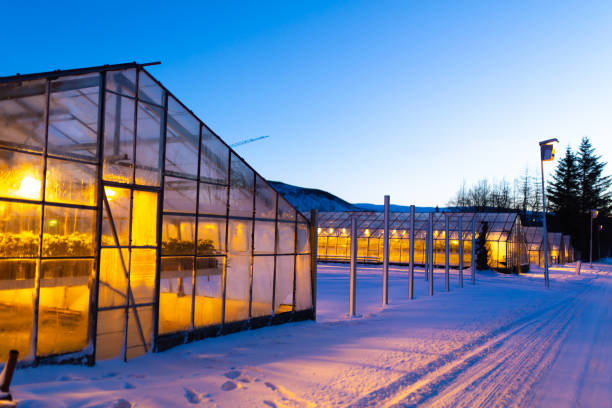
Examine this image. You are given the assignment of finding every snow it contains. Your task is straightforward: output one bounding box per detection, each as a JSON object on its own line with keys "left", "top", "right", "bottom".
{"left": 8, "top": 262, "right": 612, "bottom": 407}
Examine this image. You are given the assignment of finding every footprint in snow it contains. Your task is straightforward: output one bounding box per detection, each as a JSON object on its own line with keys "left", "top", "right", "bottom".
{"left": 184, "top": 387, "right": 201, "bottom": 404}
{"left": 221, "top": 381, "right": 237, "bottom": 391}
{"left": 263, "top": 401, "right": 277, "bottom": 408}
{"left": 224, "top": 370, "right": 241, "bottom": 379}
{"left": 264, "top": 382, "right": 277, "bottom": 391}
{"left": 122, "top": 382, "right": 135, "bottom": 389}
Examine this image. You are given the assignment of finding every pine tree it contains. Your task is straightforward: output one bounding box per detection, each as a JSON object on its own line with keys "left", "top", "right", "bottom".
{"left": 475, "top": 221, "right": 490, "bottom": 270}
{"left": 576, "top": 137, "right": 612, "bottom": 215}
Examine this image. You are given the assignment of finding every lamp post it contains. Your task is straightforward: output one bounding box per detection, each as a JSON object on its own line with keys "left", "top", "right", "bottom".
{"left": 590, "top": 209, "right": 598, "bottom": 267}
{"left": 539, "top": 138, "right": 559, "bottom": 288}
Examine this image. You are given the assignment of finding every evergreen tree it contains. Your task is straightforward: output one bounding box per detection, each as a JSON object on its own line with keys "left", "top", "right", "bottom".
{"left": 576, "top": 137, "right": 612, "bottom": 215}
{"left": 475, "top": 221, "right": 490, "bottom": 270}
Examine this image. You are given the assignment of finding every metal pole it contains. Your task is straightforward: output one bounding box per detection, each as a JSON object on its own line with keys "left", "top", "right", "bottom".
{"left": 458, "top": 215, "right": 463, "bottom": 288}
{"left": 445, "top": 214, "right": 449, "bottom": 292}
{"left": 428, "top": 213, "right": 434, "bottom": 296}
{"left": 541, "top": 159, "right": 549, "bottom": 288}
{"left": 408, "top": 205, "right": 415, "bottom": 299}
{"left": 382, "top": 195, "right": 390, "bottom": 305}
{"left": 310, "top": 210, "right": 318, "bottom": 320}
{"left": 349, "top": 216, "right": 357, "bottom": 317}
{"left": 425, "top": 215, "right": 429, "bottom": 283}
{"left": 471, "top": 216, "right": 476, "bottom": 284}
{"left": 590, "top": 215, "right": 593, "bottom": 267}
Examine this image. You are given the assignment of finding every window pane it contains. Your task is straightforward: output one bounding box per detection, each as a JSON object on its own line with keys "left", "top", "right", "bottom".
{"left": 166, "top": 97, "right": 199, "bottom": 178}
{"left": 48, "top": 74, "right": 99, "bottom": 160}
{"left": 275, "top": 255, "right": 294, "bottom": 314}
{"left": 277, "top": 222, "right": 295, "bottom": 254}
{"left": 42, "top": 206, "right": 96, "bottom": 257}
{"left": 229, "top": 154, "right": 254, "bottom": 217}
{"left": 198, "top": 182, "right": 227, "bottom": 216}
{"left": 98, "top": 248, "right": 129, "bottom": 308}
{"left": 251, "top": 256, "right": 273, "bottom": 318}
{"left": 130, "top": 249, "right": 156, "bottom": 304}
{"left": 101, "top": 187, "right": 130, "bottom": 247}
{"left": 0, "top": 79, "right": 46, "bottom": 152}
{"left": 131, "top": 190, "right": 158, "bottom": 246}
{"left": 278, "top": 196, "right": 295, "bottom": 221}
{"left": 295, "top": 255, "right": 312, "bottom": 310}
{"left": 225, "top": 253, "right": 250, "bottom": 323}
{"left": 135, "top": 102, "right": 162, "bottom": 186}
{"left": 200, "top": 128, "right": 228, "bottom": 184}
{"left": 37, "top": 259, "right": 92, "bottom": 356}
{"left": 103, "top": 93, "right": 134, "bottom": 184}
{"left": 0, "top": 201, "right": 41, "bottom": 257}
{"left": 106, "top": 69, "right": 136, "bottom": 98}
{"left": 228, "top": 219, "right": 252, "bottom": 254}
{"left": 296, "top": 223, "right": 310, "bottom": 253}
{"left": 254, "top": 220, "right": 275, "bottom": 254}
{"left": 197, "top": 217, "right": 226, "bottom": 255}
{"left": 255, "top": 176, "right": 276, "bottom": 219}
{"left": 162, "top": 215, "right": 196, "bottom": 255}
{"left": 0, "top": 149, "right": 43, "bottom": 200}
{"left": 163, "top": 176, "right": 197, "bottom": 213}
{"left": 45, "top": 158, "right": 97, "bottom": 206}
{"left": 126, "top": 305, "right": 153, "bottom": 360}
{"left": 0, "top": 259, "right": 36, "bottom": 362}
{"left": 194, "top": 256, "right": 224, "bottom": 327}
{"left": 95, "top": 308, "right": 124, "bottom": 361}
{"left": 159, "top": 256, "right": 193, "bottom": 334}
{"left": 138, "top": 71, "right": 163, "bottom": 106}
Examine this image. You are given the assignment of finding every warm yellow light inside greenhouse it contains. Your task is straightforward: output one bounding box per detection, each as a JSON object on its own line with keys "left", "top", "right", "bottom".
{"left": 18, "top": 176, "right": 42, "bottom": 199}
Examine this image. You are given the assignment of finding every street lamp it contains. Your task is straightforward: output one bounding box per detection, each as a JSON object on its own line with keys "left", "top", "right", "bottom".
{"left": 590, "top": 209, "right": 598, "bottom": 267}
{"left": 539, "top": 138, "right": 559, "bottom": 288}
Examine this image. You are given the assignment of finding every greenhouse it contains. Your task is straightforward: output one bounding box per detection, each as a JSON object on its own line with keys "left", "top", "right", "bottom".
{"left": 523, "top": 227, "right": 573, "bottom": 266}
{"left": 317, "top": 211, "right": 529, "bottom": 272}
{"left": 0, "top": 62, "right": 315, "bottom": 365}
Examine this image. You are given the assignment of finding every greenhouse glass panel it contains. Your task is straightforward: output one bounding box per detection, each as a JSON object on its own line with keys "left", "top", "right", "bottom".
{"left": 42, "top": 206, "right": 96, "bottom": 257}
{"left": 106, "top": 69, "right": 137, "bottom": 98}
{"left": 101, "top": 187, "right": 131, "bottom": 246}
{"left": 162, "top": 215, "right": 196, "bottom": 255}
{"left": 200, "top": 128, "right": 228, "bottom": 185}
{"left": 48, "top": 74, "right": 99, "bottom": 160}
{"left": 295, "top": 254, "right": 312, "bottom": 311}
{"left": 165, "top": 97, "right": 199, "bottom": 178}
{"left": 164, "top": 176, "right": 197, "bottom": 213}
{"left": 37, "top": 259, "right": 93, "bottom": 356}
{"left": 254, "top": 220, "right": 276, "bottom": 254}
{"left": 103, "top": 92, "right": 135, "bottom": 184}
{"left": 138, "top": 71, "right": 163, "bottom": 106}
{"left": 131, "top": 190, "right": 158, "bottom": 246}
{"left": 255, "top": 176, "right": 276, "bottom": 219}
{"left": 296, "top": 223, "right": 310, "bottom": 254}
{"left": 0, "top": 150, "right": 43, "bottom": 200}
{"left": 135, "top": 102, "right": 163, "bottom": 186}
{"left": 229, "top": 154, "right": 254, "bottom": 217}
{"left": 197, "top": 217, "right": 226, "bottom": 255}
{"left": 198, "top": 182, "right": 227, "bottom": 216}
{"left": 98, "top": 248, "right": 129, "bottom": 308}
{"left": 95, "top": 308, "right": 125, "bottom": 361}
{"left": 194, "top": 256, "right": 224, "bottom": 327}
{"left": 129, "top": 249, "right": 156, "bottom": 304}
{"left": 45, "top": 158, "right": 97, "bottom": 206}
{"left": 126, "top": 305, "right": 153, "bottom": 360}
{"left": 225, "top": 219, "right": 252, "bottom": 322}
{"left": 159, "top": 256, "right": 193, "bottom": 334}
{"left": 275, "top": 255, "right": 294, "bottom": 313}
{"left": 0, "top": 79, "right": 46, "bottom": 152}
{"left": 251, "top": 255, "right": 274, "bottom": 318}
{"left": 0, "top": 201, "right": 41, "bottom": 257}
{"left": 277, "top": 222, "right": 295, "bottom": 253}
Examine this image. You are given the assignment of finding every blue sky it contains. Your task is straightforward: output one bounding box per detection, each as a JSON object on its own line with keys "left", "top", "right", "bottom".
{"left": 2, "top": 1, "right": 611, "bottom": 206}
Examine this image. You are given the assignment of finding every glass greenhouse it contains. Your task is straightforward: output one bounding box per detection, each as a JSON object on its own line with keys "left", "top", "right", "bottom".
{"left": 0, "top": 63, "right": 314, "bottom": 365}
{"left": 317, "top": 211, "right": 529, "bottom": 272}
{"left": 523, "top": 227, "right": 573, "bottom": 266}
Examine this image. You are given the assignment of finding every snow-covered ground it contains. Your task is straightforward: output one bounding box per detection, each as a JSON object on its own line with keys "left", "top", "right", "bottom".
{"left": 9, "top": 261, "right": 612, "bottom": 408}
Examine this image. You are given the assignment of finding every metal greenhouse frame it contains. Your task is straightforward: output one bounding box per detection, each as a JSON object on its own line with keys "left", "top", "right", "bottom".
{"left": 317, "top": 211, "right": 529, "bottom": 273}
{"left": 0, "top": 62, "right": 315, "bottom": 365}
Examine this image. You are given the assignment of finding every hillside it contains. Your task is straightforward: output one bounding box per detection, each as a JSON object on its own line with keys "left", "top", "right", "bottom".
{"left": 267, "top": 181, "right": 359, "bottom": 213}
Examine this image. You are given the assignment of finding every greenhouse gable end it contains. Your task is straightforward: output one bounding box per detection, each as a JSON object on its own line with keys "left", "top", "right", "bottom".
{"left": 0, "top": 62, "right": 315, "bottom": 365}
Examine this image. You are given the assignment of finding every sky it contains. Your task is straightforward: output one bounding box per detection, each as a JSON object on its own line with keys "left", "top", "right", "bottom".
{"left": 2, "top": 0, "right": 611, "bottom": 206}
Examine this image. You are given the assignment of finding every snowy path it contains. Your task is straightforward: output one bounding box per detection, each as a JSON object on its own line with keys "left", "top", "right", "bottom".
{"left": 9, "top": 262, "right": 612, "bottom": 408}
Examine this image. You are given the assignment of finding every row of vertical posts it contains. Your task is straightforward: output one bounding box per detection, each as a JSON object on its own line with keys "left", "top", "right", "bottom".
{"left": 352, "top": 197, "right": 478, "bottom": 316}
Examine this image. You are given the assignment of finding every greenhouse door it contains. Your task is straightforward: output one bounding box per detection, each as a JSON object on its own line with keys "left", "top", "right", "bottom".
{"left": 95, "top": 185, "right": 159, "bottom": 361}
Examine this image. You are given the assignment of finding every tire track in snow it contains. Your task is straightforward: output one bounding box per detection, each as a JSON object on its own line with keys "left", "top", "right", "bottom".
{"left": 347, "top": 283, "right": 591, "bottom": 408}
{"left": 395, "top": 282, "right": 592, "bottom": 408}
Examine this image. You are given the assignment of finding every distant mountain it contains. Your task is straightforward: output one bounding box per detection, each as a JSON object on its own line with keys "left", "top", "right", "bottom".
{"left": 267, "top": 181, "right": 359, "bottom": 214}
